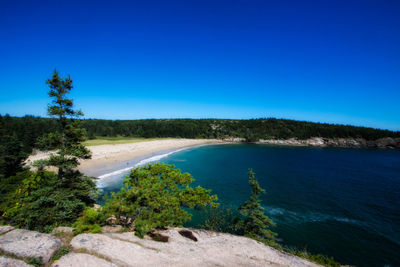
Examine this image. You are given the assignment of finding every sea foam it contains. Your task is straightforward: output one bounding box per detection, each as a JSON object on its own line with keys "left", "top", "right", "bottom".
{"left": 96, "top": 148, "right": 188, "bottom": 186}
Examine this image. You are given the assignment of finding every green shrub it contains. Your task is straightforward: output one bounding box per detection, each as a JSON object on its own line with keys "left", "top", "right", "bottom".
{"left": 51, "top": 246, "right": 69, "bottom": 262}
{"left": 73, "top": 207, "right": 104, "bottom": 234}
{"left": 2, "top": 170, "right": 97, "bottom": 232}
{"left": 199, "top": 206, "right": 241, "bottom": 234}
{"left": 27, "top": 257, "right": 42, "bottom": 267}
{"left": 289, "top": 248, "right": 340, "bottom": 267}
{"left": 103, "top": 163, "right": 218, "bottom": 237}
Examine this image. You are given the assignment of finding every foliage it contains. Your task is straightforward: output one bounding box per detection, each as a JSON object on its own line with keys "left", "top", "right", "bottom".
{"left": 83, "top": 137, "right": 168, "bottom": 146}
{"left": 236, "top": 170, "right": 277, "bottom": 246}
{"left": 72, "top": 207, "right": 103, "bottom": 234}
{"left": 27, "top": 257, "right": 42, "bottom": 267}
{"left": 51, "top": 247, "right": 70, "bottom": 262}
{"left": 103, "top": 163, "right": 218, "bottom": 237}
{"left": 2, "top": 116, "right": 399, "bottom": 158}
{"left": 199, "top": 206, "right": 241, "bottom": 234}
{"left": 1, "top": 71, "right": 97, "bottom": 232}
{"left": 0, "top": 170, "right": 32, "bottom": 219}
{"left": 289, "top": 247, "right": 340, "bottom": 267}
{"left": 36, "top": 70, "right": 91, "bottom": 180}
{"left": 0, "top": 116, "right": 27, "bottom": 179}
{"left": 2, "top": 170, "right": 96, "bottom": 232}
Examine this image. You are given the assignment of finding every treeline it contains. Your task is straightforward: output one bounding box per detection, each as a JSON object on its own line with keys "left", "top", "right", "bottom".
{"left": 1, "top": 114, "right": 400, "bottom": 154}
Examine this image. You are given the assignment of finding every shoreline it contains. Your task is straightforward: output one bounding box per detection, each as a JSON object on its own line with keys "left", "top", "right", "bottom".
{"left": 25, "top": 136, "right": 400, "bottom": 181}
{"left": 78, "top": 138, "right": 224, "bottom": 174}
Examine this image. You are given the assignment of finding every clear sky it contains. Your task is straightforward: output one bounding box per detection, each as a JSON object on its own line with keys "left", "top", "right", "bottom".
{"left": 1, "top": 0, "right": 399, "bottom": 130}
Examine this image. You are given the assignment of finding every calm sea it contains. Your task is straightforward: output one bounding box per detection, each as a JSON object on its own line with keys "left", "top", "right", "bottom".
{"left": 101, "top": 144, "right": 400, "bottom": 267}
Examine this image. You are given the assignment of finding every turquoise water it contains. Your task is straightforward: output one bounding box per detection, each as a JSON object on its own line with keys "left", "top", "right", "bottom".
{"left": 157, "top": 144, "right": 400, "bottom": 267}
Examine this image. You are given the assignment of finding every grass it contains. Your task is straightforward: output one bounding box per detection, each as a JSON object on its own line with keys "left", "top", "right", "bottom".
{"left": 83, "top": 136, "right": 172, "bottom": 146}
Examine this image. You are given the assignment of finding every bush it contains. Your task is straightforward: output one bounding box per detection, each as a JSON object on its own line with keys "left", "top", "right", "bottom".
{"left": 199, "top": 206, "right": 241, "bottom": 234}
{"left": 289, "top": 248, "right": 340, "bottom": 267}
{"left": 73, "top": 208, "right": 104, "bottom": 234}
{"left": 103, "top": 163, "right": 218, "bottom": 237}
{"left": 2, "top": 170, "right": 97, "bottom": 232}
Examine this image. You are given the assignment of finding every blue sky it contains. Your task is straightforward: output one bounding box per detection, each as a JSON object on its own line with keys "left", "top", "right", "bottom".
{"left": 1, "top": 0, "right": 399, "bottom": 130}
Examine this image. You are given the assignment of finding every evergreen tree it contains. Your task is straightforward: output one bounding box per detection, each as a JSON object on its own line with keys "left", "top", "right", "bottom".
{"left": 1, "top": 70, "right": 97, "bottom": 231}
{"left": 237, "top": 169, "right": 277, "bottom": 246}
{"left": 103, "top": 163, "right": 218, "bottom": 237}
{"left": 0, "top": 134, "right": 27, "bottom": 179}
{"left": 36, "top": 70, "right": 91, "bottom": 179}
{"left": 0, "top": 115, "right": 27, "bottom": 179}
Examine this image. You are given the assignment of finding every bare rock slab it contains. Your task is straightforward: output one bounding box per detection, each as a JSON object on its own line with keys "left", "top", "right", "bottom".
{"left": 0, "top": 256, "right": 32, "bottom": 267}
{"left": 72, "top": 229, "right": 321, "bottom": 267}
{"left": 51, "top": 253, "right": 117, "bottom": 267}
{"left": 0, "top": 226, "right": 14, "bottom": 234}
{"left": 71, "top": 233, "right": 179, "bottom": 266}
{"left": 0, "top": 229, "right": 62, "bottom": 264}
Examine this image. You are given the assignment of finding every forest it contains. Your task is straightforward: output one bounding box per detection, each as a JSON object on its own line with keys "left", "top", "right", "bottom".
{"left": 1, "top": 114, "right": 399, "bottom": 156}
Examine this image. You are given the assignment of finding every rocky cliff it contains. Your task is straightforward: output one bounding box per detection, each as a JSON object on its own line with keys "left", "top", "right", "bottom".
{"left": 249, "top": 137, "right": 400, "bottom": 149}
{"left": 0, "top": 225, "right": 321, "bottom": 267}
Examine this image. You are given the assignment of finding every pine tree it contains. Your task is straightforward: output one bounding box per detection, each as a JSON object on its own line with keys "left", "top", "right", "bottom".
{"left": 238, "top": 169, "right": 277, "bottom": 246}
{"left": 36, "top": 70, "right": 91, "bottom": 179}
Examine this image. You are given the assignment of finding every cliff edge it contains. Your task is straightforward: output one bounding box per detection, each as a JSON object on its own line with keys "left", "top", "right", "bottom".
{"left": 0, "top": 226, "right": 321, "bottom": 267}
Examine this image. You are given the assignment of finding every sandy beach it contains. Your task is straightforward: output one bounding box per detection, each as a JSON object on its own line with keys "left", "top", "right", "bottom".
{"left": 26, "top": 138, "right": 223, "bottom": 174}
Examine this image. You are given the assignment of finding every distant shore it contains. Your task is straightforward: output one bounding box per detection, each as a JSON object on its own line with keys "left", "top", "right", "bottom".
{"left": 26, "top": 139, "right": 224, "bottom": 174}
{"left": 26, "top": 136, "right": 400, "bottom": 176}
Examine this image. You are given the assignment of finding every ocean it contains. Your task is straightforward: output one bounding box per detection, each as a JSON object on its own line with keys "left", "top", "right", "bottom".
{"left": 100, "top": 144, "right": 400, "bottom": 267}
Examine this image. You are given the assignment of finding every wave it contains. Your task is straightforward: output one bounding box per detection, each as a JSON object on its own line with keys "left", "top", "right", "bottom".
{"left": 97, "top": 148, "right": 188, "bottom": 180}
{"left": 264, "top": 206, "right": 362, "bottom": 226}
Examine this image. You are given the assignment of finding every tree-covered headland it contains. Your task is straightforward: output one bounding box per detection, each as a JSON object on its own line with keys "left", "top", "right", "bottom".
{"left": 1, "top": 115, "right": 399, "bottom": 157}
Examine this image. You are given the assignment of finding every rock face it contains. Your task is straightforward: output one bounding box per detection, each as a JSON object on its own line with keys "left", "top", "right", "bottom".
{"left": 0, "top": 225, "right": 14, "bottom": 234}
{"left": 258, "top": 137, "right": 400, "bottom": 149}
{"left": 52, "top": 253, "right": 117, "bottom": 267}
{"left": 70, "top": 228, "right": 321, "bottom": 267}
{"left": 0, "top": 256, "right": 32, "bottom": 267}
{"left": 0, "top": 229, "right": 62, "bottom": 263}
{"left": 0, "top": 226, "right": 321, "bottom": 266}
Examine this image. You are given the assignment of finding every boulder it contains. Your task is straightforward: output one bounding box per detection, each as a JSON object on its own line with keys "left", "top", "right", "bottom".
{"left": 0, "top": 229, "right": 62, "bottom": 264}
{"left": 0, "top": 256, "right": 32, "bottom": 267}
{"left": 307, "top": 137, "right": 325, "bottom": 146}
{"left": 376, "top": 137, "right": 397, "bottom": 148}
{"left": 0, "top": 225, "right": 14, "bottom": 234}
{"left": 51, "top": 253, "right": 117, "bottom": 267}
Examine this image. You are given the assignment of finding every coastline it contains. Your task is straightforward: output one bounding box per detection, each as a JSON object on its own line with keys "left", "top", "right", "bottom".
{"left": 25, "top": 136, "right": 400, "bottom": 183}
{"left": 26, "top": 139, "right": 224, "bottom": 188}
{"left": 78, "top": 138, "right": 223, "bottom": 173}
